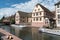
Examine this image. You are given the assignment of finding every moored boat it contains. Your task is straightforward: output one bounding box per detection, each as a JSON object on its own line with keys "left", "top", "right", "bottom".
{"left": 39, "top": 28, "right": 60, "bottom": 35}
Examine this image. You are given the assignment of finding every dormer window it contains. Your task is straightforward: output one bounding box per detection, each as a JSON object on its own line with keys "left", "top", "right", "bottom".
{"left": 38, "top": 9, "right": 40, "bottom": 11}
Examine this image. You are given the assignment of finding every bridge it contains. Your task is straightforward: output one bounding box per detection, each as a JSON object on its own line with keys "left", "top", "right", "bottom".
{"left": 0, "top": 28, "right": 22, "bottom": 40}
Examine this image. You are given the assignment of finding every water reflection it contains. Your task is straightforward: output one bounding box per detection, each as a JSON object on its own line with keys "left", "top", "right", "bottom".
{"left": 0, "top": 25, "right": 32, "bottom": 40}
{"left": 40, "top": 32, "right": 60, "bottom": 40}
{"left": 0, "top": 25, "right": 60, "bottom": 40}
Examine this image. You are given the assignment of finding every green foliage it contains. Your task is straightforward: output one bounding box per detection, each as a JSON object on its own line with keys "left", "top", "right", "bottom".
{"left": 10, "top": 18, "right": 15, "bottom": 24}
{"left": 0, "top": 16, "right": 5, "bottom": 22}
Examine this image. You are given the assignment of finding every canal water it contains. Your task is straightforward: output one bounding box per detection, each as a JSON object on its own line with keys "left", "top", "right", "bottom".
{"left": 0, "top": 25, "right": 60, "bottom": 40}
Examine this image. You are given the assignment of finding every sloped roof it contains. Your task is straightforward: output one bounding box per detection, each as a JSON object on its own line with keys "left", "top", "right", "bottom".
{"left": 27, "top": 13, "right": 32, "bottom": 17}
{"left": 36, "top": 3, "right": 52, "bottom": 14}
{"left": 17, "top": 11, "right": 32, "bottom": 17}
{"left": 18, "top": 11, "right": 28, "bottom": 15}
{"left": 52, "top": 11, "right": 56, "bottom": 18}
{"left": 36, "top": 3, "right": 54, "bottom": 18}
{"left": 55, "top": 1, "right": 60, "bottom": 5}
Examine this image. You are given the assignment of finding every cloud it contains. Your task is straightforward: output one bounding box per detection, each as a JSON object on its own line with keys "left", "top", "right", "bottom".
{"left": 0, "top": 8, "right": 18, "bottom": 17}
{"left": 11, "top": 0, "right": 59, "bottom": 11}
{"left": 11, "top": 0, "right": 39, "bottom": 12}
{"left": 0, "top": 0, "right": 59, "bottom": 19}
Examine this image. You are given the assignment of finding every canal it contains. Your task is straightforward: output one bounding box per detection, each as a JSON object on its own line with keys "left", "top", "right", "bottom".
{"left": 0, "top": 25, "right": 60, "bottom": 40}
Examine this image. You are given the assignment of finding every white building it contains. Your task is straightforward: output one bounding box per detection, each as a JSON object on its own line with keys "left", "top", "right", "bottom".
{"left": 15, "top": 11, "right": 32, "bottom": 25}
{"left": 55, "top": 1, "right": 60, "bottom": 27}
{"left": 32, "top": 3, "right": 54, "bottom": 27}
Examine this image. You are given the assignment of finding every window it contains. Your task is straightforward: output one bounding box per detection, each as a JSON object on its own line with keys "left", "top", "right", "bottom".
{"left": 16, "top": 16, "right": 19, "bottom": 18}
{"left": 40, "top": 18, "right": 42, "bottom": 21}
{"left": 57, "top": 5, "right": 59, "bottom": 8}
{"left": 38, "top": 8, "right": 40, "bottom": 11}
{"left": 35, "top": 9, "right": 36, "bottom": 11}
{"left": 40, "top": 11, "right": 43, "bottom": 15}
{"left": 45, "top": 19, "right": 48, "bottom": 24}
{"left": 16, "top": 19, "right": 19, "bottom": 21}
{"left": 36, "top": 13, "right": 38, "bottom": 16}
{"left": 58, "top": 15, "right": 60, "bottom": 19}
{"left": 40, "top": 12, "right": 42, "bottom": 15}
{"left": 23, "top": 17, "right": 25, "bottom": 19}
{"left": 33, "top": 13, "right": 35, "bottom": 16}
{"left": 23, "top": 20, "right": 24, "bottom": 22}
{"left": 33, "top": 18, "right": 35, "bottom": 21}
{"left": 58, "top": 20, "right": 60, "bottom": 24}
{"left": 57, "top": 9, "right": 60, "bottom": 13}
{"left": 36, "top": 18, "right": 38, "bottom": 21}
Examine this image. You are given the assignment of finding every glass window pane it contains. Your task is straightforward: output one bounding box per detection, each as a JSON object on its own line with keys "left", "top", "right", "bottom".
{"left": 57, "top": 9, "right": 60, "bottom": 13}
{"left": 33, "top": 13, "right": 35, "bottom": 16}
{"left": 57, "top": 5, "right": 59, "bottom": 8}
{"left": 58, "top": 15, "right": 60, "bottom": 19}
{"left": 33, "top": 18, "right": 35, "bottom": 21}
{"left": 40, "top": 12, "right": 41, "bottom": 15}
{"left": 36, "top": 13, "right": 38, "bottom": 16}
{"left": 36, "top": 18, "right": 38, "bottom": 21}
{"left": 58, "top": 20, "right": 60, "bottom": 24}
{"left": 40, "top": 18, "right": 41, "bottom": 21}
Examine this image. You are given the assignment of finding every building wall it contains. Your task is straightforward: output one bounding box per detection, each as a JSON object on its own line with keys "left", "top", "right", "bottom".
{"left": 20, "top": 16, "right": 28, "bottom": 23}
{"left": 32, "top": 5, "right": 45, "bottom": 27}
{"left": 28, "top": 18, "right": 32, "bottom": 23}
{"left": 15, "top": 12, "right": 20, "bottom": 24}
{"left": 56, "top": 4, "right": 60, "bottom": 27}
{"left": 15, "top": 11, "right": 32, "bottom": 24}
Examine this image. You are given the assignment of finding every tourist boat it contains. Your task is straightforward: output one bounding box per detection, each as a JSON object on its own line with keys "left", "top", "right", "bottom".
{"left": 39, "top": 28, "right": 60, "bottom": 35}
{"left": 10, "top": 24, "right": 26, "bottom": 29}
{"left": 10, "top": 24, "right": 26, "bottom": 27}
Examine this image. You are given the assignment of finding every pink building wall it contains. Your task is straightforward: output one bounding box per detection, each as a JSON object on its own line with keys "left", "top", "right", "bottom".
{"left": 32, "top": 22, "right": 44, "bottom": 27}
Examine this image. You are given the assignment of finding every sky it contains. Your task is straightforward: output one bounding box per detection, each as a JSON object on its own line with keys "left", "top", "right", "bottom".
{"left": 0, "top": 0, "right": 60, "bottom": 19}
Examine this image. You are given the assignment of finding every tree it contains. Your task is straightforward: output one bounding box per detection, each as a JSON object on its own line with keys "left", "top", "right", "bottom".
{"left": 10, "top": 18, "right": 15, "bottom": 24}
{"left": 0, "top": 16, "right": 5, "bottom": 23}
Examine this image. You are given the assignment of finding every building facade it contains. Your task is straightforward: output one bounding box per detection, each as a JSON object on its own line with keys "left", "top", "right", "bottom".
{"left": 55, "top": 1, "right": 60, "bottom": 27}
{"left": 32, "top": 3, "right": 54, "bottom": 27}
{"left": 15, "top": 11, "right": 32, "bottom": 24}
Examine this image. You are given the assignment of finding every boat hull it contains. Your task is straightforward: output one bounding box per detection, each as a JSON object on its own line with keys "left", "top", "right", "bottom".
{"left": 39, "top": 28, "right": 60, "bottom": 36}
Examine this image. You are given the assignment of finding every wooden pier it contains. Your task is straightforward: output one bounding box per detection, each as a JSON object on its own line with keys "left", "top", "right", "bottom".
{"left": 0, "top": 28, "right": 22, "bottom": 40}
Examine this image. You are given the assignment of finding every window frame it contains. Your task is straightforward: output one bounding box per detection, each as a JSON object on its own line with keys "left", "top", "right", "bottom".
{"left": 57, "top": 5, "right": 59, "bottom": 8}
{"left": 57, "top": 9, "right": 60, "bottom": 13}
{"left": 36, "top": 12, "right": 38, "bottom": 16}
{"left": 58, "top": 20, "right": 60, "bottom": 24}
{"left": 40, "top": 18, "right": 42, "bottom": 21}
{"left": 36, "top": 18, "right": 38, "bottom": 21}
{"left": 58, "top": 14, "right": 60, "bottom": 19}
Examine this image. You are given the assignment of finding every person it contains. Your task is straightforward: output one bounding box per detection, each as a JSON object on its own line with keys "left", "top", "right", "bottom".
{"left": 7, "top": 35, "right": 13, "bottom": 40}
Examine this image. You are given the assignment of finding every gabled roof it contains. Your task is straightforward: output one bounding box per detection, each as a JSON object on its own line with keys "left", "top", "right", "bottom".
{"left": 36, "top": 3, "right": 53, "bottom": 14}
{"left": 52, "top": 11, "right": 56, "bottom": 18}
{"left": 17, "top": 11, "right": 29, "bottom": 17}
{"left": 17, "top": 11, "right": 32, "bottom": 17}
{"left": 55, "top": 1, "right": 60, "bottom": 5}
{"left": 36, "top": 3, "right": 54, "bottom": 18}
